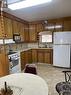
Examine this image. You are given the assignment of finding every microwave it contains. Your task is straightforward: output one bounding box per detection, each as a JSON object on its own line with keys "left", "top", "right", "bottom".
{"left": 13, "top": 34, "right": 21, "bottom": 42}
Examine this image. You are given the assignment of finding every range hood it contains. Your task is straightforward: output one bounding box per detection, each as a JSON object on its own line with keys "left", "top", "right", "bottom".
{"left": 0, "top": 39, "right": 15, "bottom": 44}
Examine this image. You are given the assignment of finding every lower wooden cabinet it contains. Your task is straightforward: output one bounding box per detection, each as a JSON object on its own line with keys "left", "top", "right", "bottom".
{"left": 32, "top": 49, "right": 37, "bottom": 63}
{"left": 21, "top": 49, "right": 53, "bottom": 70}
{"left": 0, "top": 53, "right": 9, "bottom": 77}
{"left": 20, "top": 50, "right": 32, "bottom": 70}
{"left": 37, "top": 50, "right": 44, "bottom": 63}
{"left": 37, "top": 49, "right": 53, "bottom": 64}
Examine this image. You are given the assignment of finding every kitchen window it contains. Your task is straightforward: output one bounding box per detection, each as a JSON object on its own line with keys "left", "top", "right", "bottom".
{"left": 39, "top": 31, "right": 53, "bottom": 43}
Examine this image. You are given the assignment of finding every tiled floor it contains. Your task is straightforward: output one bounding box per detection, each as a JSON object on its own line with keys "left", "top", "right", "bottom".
{"left": 36, "top": 63, "right": 69, "bottom": 95}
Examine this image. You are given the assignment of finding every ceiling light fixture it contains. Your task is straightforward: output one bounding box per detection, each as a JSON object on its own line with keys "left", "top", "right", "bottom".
{"left": 8, "top": 0, "right": 52, "bottom": 10}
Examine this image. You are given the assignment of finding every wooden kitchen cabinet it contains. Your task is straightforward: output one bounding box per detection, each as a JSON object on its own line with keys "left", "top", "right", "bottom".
{"left": 46, "top": 20, "right": 56, "bottom": 32}
{"left": 21, "top": 49, "right": 53, "bottom": 70}
{"left": 27, "top": 50, "right": 32, "bottom": 63}
{"left": 4, "top": 17, "right": 13, "bottom": 38}
{"left": 0, "top": 17, "right": 5, "bottom": 38}
{"left": 12, "top": 20, "right": 19, "bottom": 34}
{"left": 18, "top": 22, "right": 25, "bottom": 41}
{"left": 63, "top": 19, "right": 71, "bottom": 31}
{"left": 36, "top": 23, "right": 44, "bottom": 33}
{"left": 0, "top": 53, "right": 9, "bottom": 77}
{"left": 36, "top": 23, "right": 44, "bottom": 41}
{"left": 32, "top": 49, "right": 37, "bottom": 63}
{"left": 20, "top": 50, "right": 32, "bottom": 70}
{"left": 37, "top": 49, "right": 44, "bottom": 63}
{"left": 20, "top": 51, "right": 28, "bottom": 71}
{"left": 44, "top": 49, "right": 53, "bottom": 64}
{"left": 55, "top": 19, "right": 63, "bottom": 32}
{"left": 29, "top": 24, "right": 37, "bottom": 42}
{"left": 24, "top": 24, "right": 29, "bottom": 42}
{"left": 37, "top": 49, "right": 53, "bottom": 64}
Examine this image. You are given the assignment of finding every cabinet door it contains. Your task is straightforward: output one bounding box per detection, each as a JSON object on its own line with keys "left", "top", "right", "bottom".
{"left": 28, "top": 50, "right": 32, "bottom": 63}
{"left": 37, "top": 23, "right": 44, "bottom": 33}
{"left": 44, "top": 49, "right": 53, "bottom": 64}
{"left": 44, "top": 52, "right": 51, "bottom": 64}
{"left": 37, "top": 50, "right": 44, "bottom": 63}
{"left": 46, "top": 20, "right": 56, "bottom": 32}
{"left": 0, "top": 53, "right": 9, "bottom": 77}
{"left": 21, "top": 50, "right": 32, "bottom": 70}
{"left": 55, "top": 19, "right": 63, "bottom": 32}
{"left": 36, "top": 23, "right": 44, "bottom": 41}
{"left": 4, "top": 17, "right": 13, "bottom": 38}
{"left": 18, "top": 22, "right": 24, "bottom": 41}
{"left": 20, "top": 51, "right": 26, "bottom": 70}
{"left": 63, "top": 20, "right": 71, "bottom": 31}
{"left": 24, "top": 24, "right": 29, "bottom": 42}
{"left": 12, "top": 20, "right": 19, "bottom": 34}
{"left": 29, "top": 24, "right": 37, "bottom": 42}
{"left": 32, "top": 49, "right": 37, "bottom": 63}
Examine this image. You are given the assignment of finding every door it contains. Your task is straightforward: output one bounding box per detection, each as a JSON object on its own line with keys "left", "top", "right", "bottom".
{"left": 53, "top": 45, "right": 70, "bottom": 68}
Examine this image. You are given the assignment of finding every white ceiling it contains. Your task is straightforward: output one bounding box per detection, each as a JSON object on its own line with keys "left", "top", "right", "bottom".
{"left": 4, "top": 0, "right": 71, "bottom": 22}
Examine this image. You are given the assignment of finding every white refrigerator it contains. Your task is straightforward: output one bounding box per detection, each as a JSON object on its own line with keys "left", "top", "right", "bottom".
{"left": 53, "top": 32, "right": 71, "bottom": 68}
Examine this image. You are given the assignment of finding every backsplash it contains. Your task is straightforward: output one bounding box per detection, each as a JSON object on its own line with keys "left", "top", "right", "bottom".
{"left": 5, "top": 42, "right": 53, "bottom": 53}
{"left": 27, "top": 43, "right": 53, "bottom": 48}
{"left": 38, "top": 43, "right": 53, "bottom": 48}
{"left": 27, "top": 43, "right": 38, "bottom": 48}
{"left": 5, "top": 43, "right": 28, "bottom": 53}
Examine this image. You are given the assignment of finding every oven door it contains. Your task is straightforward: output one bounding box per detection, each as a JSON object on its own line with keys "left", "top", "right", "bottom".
{"left": 9, "top": 57, "right": 20, "bottom": 74}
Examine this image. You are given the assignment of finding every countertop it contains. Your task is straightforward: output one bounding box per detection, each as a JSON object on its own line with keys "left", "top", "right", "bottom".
{"left": 17, "top": 47, "right": 53, "bottom": 52}
{"left": 7, "top": 48, "right": 53, "bottom": 54}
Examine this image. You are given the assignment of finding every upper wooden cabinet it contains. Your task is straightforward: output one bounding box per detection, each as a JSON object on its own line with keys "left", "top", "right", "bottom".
{"left": 55, "top": 19, "right": 63, "bottom": 32}
{"left": 24, "top": 24, "right": 29, "bottom": 42}
{"left": 12, "top": 20, "right": 19, "bottom": 34}
{"left": 36, "top": 23, "right": 44, "bottom": 41}
{"left": 12, "top": 20, "right": 29, "bottom": 42}
{"left": 36, "top": 23, "right": 44, "bottom": 33}
{"left": 18, "top": 22, "right": 24, "bottom": 41}
{"left": 46, "top": 20, "right": 56, "bottom": 32}
{"left": 63, "top": 19, "right": 71, "bottom": 31}
{"left": 29, "top": 24, "right": 37, "bottom": 42}
{"left": 4, "top": 17, "right": 13, "bottom": 38}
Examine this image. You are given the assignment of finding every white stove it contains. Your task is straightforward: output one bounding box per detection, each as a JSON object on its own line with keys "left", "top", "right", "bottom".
{"left": 8, "top": 52, "right": 21, "bottom": 74}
